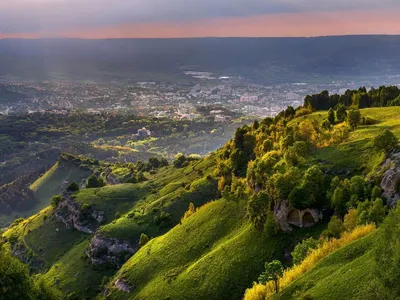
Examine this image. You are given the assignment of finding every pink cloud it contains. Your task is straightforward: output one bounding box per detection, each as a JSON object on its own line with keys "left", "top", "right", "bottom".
{"left": 2, "top": 9, "right": 400, "bottom": 39}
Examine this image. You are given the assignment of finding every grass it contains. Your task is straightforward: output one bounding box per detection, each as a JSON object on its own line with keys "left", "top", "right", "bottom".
{"left": 105, "top": 199, "right": 325, "bottom": 300}
{"left": 296, "top": 107, "right": 400, "bottom": 175}
{"left": 30, "top": 160, "right": 92, "bottom": 211}
{"left": 41, "top": 238, "right": 115, "bottom": 299}
{"left": 271, "top": 230, "right": 380, "bottom": 300}
{"left": 243, "top": 224, "right": 376, "bottom": 300}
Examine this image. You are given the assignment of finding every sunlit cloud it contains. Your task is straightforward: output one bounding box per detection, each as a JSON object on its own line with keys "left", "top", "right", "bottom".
{"left": 0, "top": 1, "right": 400, "bottom": 38}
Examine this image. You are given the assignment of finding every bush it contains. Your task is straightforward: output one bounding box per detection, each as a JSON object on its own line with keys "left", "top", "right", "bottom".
{"left": 373, "top": 129, "right": 398, "bottom": 153}
{"left": 139, "top": 233, "right": 150, "bottom": 248}
{"left": 292, "top": 237, "right": 319, "bottom": 265}
{"left": 86, "top": 175, "right": 105, "bottom": 188}
{"left": 51, "top": 195, "right": 62, "bottom": 207}
{"left": 66, "top": 182, "right": 79, "bottom": 193}
{"left": 326, "top": 216, "right": 344, "bottom": 238}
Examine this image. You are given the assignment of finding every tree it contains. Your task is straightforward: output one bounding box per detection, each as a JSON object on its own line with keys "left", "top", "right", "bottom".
{"left": 347, "top": 108, "right": 361, "bottom": 130}
{"left": 66, "top": 182, "right": 79, "bottom": 193}
{"left": 258, "top": 260, "right": 284, "bottom": 293}
{"left": 371, "top": 186, "right": 382, "bottom": 200}
{"left": 343, "top": 208, "right": 358, "bottom": 232}
{"left": 86, "top": 175, "right": 105, "bottom": 188}
{"left": 292, "top": 237, "right": 319, "bottom": 265}
{"left": 374, "top": 129, "right": 398, "bottom": 153}
{"left": 328, "top": 108, "right": 335, "bottom": 124}
{"left": 247, "top": 192, "right": 270, "bottom": 230}
{"left": 139, "top": 233, "right": 150, "bottom": 247}
{"left": 358, "top": 198, "right": 386, "bottom": 226}
{"left": 336, "top": 105, "right": 347, "bottom": 123}
{"left": 51, "top": 195, "right": 62, "bottom": 208}
{"left": 331, "top": 187, "right": 347, "bottom": 217}
{"left": 182, "top": 202, "right": 196, "bottom": 221}
{"left": 327, "top": 216, "right": 344, "bottom": 238}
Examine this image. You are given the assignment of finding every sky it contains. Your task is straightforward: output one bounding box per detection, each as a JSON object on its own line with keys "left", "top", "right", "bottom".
{"left": 1, "top": 0, "right": 400, "bottom": 38}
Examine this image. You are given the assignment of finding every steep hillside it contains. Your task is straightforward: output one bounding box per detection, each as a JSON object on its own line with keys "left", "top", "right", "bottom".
{"left": 3, "top": 101, "right": 400, "bottom": 300}
{"left": 105, "top": 199, "right": 323, "bottom": 300}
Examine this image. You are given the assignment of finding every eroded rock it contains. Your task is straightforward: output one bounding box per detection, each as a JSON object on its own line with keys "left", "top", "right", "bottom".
{"left": 87, "top": 234, "right": 138, "bottom": 268}
{"left": 274, "top": 200, "right": 322, "bottom": 232}
{"left": 380, "top": 152, "right": 400, "bottom": 207}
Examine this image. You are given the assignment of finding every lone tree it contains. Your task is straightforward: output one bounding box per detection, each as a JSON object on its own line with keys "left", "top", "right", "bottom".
{"left": 139, "top": 233, "right": 150, "bottom": 248}
{"left": 258, "top": 260, "right": 284, "bottom": 293}
{"left": 328, "top": 108, "right": 335, "bottom": 125}
{"left": 374, "top": 129, "right": 398, "bottom": 153}
{"left": 336, "top": 105, "right": 347, "bottom": 123}
{"left": 347, "top": 108, "right": 361, "bottom": 130}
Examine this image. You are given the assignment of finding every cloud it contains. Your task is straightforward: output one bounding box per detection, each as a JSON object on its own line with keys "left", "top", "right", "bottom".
{"left": 0, "top": 0, "right": 399, "bottom": 35}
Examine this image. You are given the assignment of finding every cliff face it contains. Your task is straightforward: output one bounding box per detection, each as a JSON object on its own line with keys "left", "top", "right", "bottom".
{"left": 380, "top": 152, "right": 400, "bottom": 207}
{"left": 54, "top": 193, "right": 104, "bottom": 234}
{"left": 274, "top": 200, "right": 322, "bottom": 232}
{"left": 86, "top": 234, "right": 138, "bottom": 268}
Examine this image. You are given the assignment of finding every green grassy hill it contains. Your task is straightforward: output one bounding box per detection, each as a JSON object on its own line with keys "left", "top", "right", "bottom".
{"left": 105, "top": 198, "right": 323, "bottom": 300}
{"left": 2, "top": 104, "right": 400, "bottom": 300}
{"left": 30, "top": 154, "right": 93, "bottom": 207}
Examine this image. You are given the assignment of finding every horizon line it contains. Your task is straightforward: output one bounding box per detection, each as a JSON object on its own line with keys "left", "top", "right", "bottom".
{"left": 1, "top": 33, "right": 400, "bottom": 41}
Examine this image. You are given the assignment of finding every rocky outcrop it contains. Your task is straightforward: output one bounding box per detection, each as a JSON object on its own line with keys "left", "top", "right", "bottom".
{"left": 10, "top": 242, "right": 44, "bottom": 272}
{"left": 274, "top": 200, "right": 322, "bottom": 232}
{"left": 54, "top": 193, "right": 104, "bottom": 233}
{"left": 114, "top": 278, "right": 132, "bottom": 293}
{"left": 380, "top": 152, "right": 400, "bottom": 207}
{"left": 86, "top": 234, "right": 138, "bottom": 268}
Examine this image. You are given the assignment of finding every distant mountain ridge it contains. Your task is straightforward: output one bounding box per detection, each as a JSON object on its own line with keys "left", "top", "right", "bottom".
{"left": 1, "top": 35, "right": 400, "bottom": 82}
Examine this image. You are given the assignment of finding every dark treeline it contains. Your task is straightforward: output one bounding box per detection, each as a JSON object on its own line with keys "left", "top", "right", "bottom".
{"left": 304, "top": 86, "right": 400, "bottom": 110}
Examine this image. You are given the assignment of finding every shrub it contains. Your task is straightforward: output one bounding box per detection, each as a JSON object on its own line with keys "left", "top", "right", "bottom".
{"left": 139, "top": 233, "right": 150, "bottom": 248}
{"left": 181, "top": 202, "right": 196, "bottom": 222}
{"left": 292, "top": 237, "right": 319, "bottom": 265}
{"left": 66, "top": 182, "right": 79, "bottom": 193}
{"left": 373, "top": 129, "right": 398, "bottom": 153}
{"left": 51, "top": 195, "right": 62, "bottom": 207}
{"left": 326, "top": 216, "right": 344, "bottom": 238}
{"left": 86, "top": 175, "right": 105, "bottom": 188}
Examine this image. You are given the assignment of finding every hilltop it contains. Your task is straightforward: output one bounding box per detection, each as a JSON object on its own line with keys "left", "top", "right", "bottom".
{"left": 2, "top": 86, "right": 400, "bottom": 299}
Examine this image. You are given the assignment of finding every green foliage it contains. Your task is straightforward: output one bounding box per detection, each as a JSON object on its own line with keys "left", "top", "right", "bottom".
{"left": 139, "top": 233, "right": 150, "bottom": 248}
{"left": 374, "top": 205, "right": 400, "bottom": 296}
{"left": 328, "top": 108, "right": 335, "bottom": 125}
{"left": 336, "top": 105, "right": 347, "bottom": 123}
{"left": 258, "top": 260, "right": 284, "bottom": 292}
{"left": 347, "top": 108, "right": 361, "bottom": 130}
{"left": 373, "top": 129, "right": 398, "bottom": 153}
{"left": 326, "top": 216, "right": 344, "bottom": 238}
{"left": 66, "top": 182, "right": 79, "bottom": 193}
{"left": 357, "top": 198, "right": 386, "bottom": 226}
{"left": 86, "top": 175, "right": 105, "bottom": 188}
{"left": 0, "top": 247, "right": 58, "bottom": 300}
{"left": 247, "top": 192, "right": 270, "bottom": 230}
{"left": 154, "top": 211, "right": 173, "bottom": 229}
{"left": 292, "top": 237, "right": 319, "bottom": 265}
{"left": 50, "top": 195, "right": 62, "bottom": 208}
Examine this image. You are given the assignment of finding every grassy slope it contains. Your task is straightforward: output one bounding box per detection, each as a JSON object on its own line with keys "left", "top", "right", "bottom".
{"left": 105, "top": 199, "right": 324, "bottom": 300}
{"left": 98, "top": 157, "right": 217, "bottom": 242}
{"left": 293, "top": 107, "right": 400, "bottom": 175}
{"left": 273, "top": 231, "right": 379, "bottom": 300}
{"left": 30, "top": 160, "right": 92, "bottom": 211}
{"left": 42, "top": 238, "right": 115, "bottom": 299}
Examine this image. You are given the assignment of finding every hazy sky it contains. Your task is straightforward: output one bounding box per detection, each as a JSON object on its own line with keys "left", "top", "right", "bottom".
{"left": 1, "top": 0, "right": 400, "bottom": 38}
